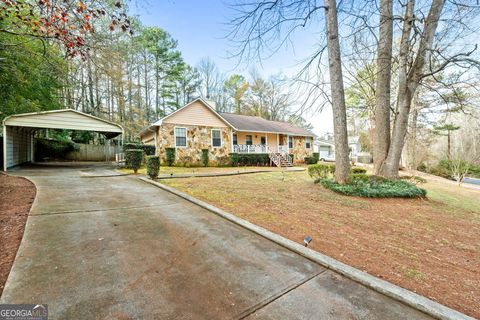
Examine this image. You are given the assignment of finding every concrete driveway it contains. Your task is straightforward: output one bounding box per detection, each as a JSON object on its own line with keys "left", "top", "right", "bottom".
{"left": 1, "top": 163, "right": 432, "bottom": 319}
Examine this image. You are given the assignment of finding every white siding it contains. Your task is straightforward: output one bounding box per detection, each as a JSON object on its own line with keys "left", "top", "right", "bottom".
{"left": 6, "top": 126, "right": 32, "bottom": 168}
{"left": 5, "top": 110, "right": 122, "bottom": 133}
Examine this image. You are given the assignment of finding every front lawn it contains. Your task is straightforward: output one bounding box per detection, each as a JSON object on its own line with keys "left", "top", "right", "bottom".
{"left": 162, "top": 170, "right": 480, "bottom": 318}
{"left": 118, "top": 165, "right": 284, "bottom": 176}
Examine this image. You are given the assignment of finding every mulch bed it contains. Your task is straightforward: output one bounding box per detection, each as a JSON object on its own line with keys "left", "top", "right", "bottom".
{"left": 0, "top": 173, "right": 36, "bottom": 295}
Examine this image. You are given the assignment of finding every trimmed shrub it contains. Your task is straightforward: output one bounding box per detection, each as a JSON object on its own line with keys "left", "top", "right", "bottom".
{"left": 124, "top": 142, "right": 155, "bottom": 156}
{"left": 304, "top": 156, "right": 317, "bottom": 165}
{"left": 230, "top": 153, "right": 239, "bottom": 166}
{"left": 201, "top": 149, "right": 209, "bottom": 167}
{"left": 313, "top": 152, "right": 320, "bottom": 163}
{"left": 146, "top": 155, "right": 160, "bottom": 179}
{"left": 319, "top": 177, "right": 427, "bottom": 198}
{"left": 349, "top": 173, "right": 369, "bottom": 183}
{"left": 165, "top": 148, "right": 175, "bottom": 166}
{"left": 308, "top": 162, "right": 336, "bottom": 179}
{"left": 309, "top": 163, "right": 369, "bottom": 180}
{"left": 124, "top": 142, "right": 142, "bottom": 151}
{"left": 229, "top": 153, "right": 271, "bottom": 166}
{"left": 351, "top": 167, "right": 367, "bottom": 174}
{"left": 125, "top": 149, "right": 143, "bottom": 173}
{"left": 143, "top": 145, "right": 156, "bottom": 156}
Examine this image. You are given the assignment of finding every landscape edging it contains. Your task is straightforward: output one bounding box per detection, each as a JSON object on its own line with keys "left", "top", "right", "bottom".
{"left": 139, "top": 176, "right": 474, "bottom": 320}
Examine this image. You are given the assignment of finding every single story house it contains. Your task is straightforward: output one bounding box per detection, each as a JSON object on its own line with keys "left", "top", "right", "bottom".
{"left": 140, "top": 98, "right": 315, "bottom": 166}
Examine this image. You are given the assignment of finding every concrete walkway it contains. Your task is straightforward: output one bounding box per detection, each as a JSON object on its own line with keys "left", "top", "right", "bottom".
{"left": 1, "top": 163, "right": 433, "bottom": 319}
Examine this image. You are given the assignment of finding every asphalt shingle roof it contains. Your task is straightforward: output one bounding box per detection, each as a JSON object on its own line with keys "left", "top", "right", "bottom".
{"left": 219, "top": 112, "right": 315, "bottom": 136}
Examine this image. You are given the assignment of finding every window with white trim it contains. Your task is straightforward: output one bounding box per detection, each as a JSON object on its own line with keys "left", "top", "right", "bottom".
{"left": 174, "top": 127, "right": 187, "bottom": 147}
{"left": 246, "top": 135, "right": 253, "bottom": 145}
{"left": 288, "top": 136, "right": 293, "bottom": 149}
{"left": 233, "top": 134, "right": 238, "bottom": 145}
{"left": 306, "top": 137, "right": 311, "bottom": 149}
{"left": 212, "top": 129, "right": 222, "bottom": 147}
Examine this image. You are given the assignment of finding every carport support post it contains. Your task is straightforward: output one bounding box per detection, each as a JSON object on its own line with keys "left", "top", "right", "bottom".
{"left": 3, "top": 125, "right": 7, "bottom": 171}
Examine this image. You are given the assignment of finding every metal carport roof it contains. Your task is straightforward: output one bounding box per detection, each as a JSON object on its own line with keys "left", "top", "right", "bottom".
{"left": 2, "top": 109, "right": 123, "bottom": 171}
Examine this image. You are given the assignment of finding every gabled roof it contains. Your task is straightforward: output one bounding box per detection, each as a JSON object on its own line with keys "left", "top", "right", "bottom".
{"left": 219, "top": 112, "right": 315, "bottom": 137}
{"left": 151, "top": 97, "right": 234, "bottom": 128}
{"left": 142, "top": 98, "right": 316, "bottom": 137}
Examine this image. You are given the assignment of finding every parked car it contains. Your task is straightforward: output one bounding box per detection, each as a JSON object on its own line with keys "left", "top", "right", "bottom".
{"left": 319, "top": 155, "right": 335, "bottom": 162}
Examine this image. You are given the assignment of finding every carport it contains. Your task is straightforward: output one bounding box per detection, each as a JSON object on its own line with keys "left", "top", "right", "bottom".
{"left": 2, "top": 109, "right": 123, "bottom": 171}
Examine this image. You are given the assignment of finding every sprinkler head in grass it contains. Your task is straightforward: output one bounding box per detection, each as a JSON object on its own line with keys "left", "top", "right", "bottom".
{"left": 304, "top": 235, "right": 312, "bottom": 247}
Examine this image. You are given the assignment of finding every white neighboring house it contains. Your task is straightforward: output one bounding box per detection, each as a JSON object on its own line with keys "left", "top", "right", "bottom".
{"left": 315, "top": 139, "right": 335, "bottom": 161}
{"left": 314, "top": 136, "right": 372, "bottom": 163}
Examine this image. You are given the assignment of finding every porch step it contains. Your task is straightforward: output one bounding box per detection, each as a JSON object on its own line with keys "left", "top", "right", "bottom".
{"left": 268, "top": 152, "right": 293, "bottom": 168}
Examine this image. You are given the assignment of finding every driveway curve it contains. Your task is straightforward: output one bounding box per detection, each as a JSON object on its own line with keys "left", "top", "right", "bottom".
{"left": 1, "top": 163, "right": 432, "bottom": 319}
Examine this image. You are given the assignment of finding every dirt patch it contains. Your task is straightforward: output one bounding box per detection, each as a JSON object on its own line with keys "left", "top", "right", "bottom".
{"left": 163, "top": 171, "right": 480, "bottom": 318}
{"left": 0, "top": 173, "right": 36, "bottom": 295}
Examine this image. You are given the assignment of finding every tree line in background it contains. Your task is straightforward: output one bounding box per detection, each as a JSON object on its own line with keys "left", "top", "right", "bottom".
{"left": 0, "top": 0, "right": 312, "bottom": 142}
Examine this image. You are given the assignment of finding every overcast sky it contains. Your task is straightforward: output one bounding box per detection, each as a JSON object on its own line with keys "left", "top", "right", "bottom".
{"left": 131, "top": 0, "right": 334, "bottom": 135}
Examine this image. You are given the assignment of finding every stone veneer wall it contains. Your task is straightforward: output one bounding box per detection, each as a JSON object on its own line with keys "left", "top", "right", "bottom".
{"left": 156, "top": 123, "right": 232, "bottom": 166}
{"left": 290, "top": 136, "right": 313, "bottom": 164}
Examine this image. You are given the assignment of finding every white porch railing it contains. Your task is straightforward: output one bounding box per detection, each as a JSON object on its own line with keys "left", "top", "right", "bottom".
{"left": 233, "top": 144, "right": 269, "bottom": 153}
{"left": 233, "top": 144, "right": 291, "bottom": 154}
{"left": 278, "top": 145, "right": 289, "bottom": 153}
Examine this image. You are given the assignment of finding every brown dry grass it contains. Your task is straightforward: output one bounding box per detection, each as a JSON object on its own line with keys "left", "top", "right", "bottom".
{"left": 163, "top": 171, "right": 480, "bottom": 318}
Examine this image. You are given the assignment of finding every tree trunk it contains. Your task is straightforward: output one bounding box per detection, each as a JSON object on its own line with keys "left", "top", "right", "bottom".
{"left": 447, "top": 131, "right": 451, "bottom": 160}
{"left": 325, "top": 0, "right": 350, "bottom": 184}
{"left": 382, "top": 0, "right": 445, "bottom": 178}
{"left": 373, "top": 0, "right": 393, "bottom": 175}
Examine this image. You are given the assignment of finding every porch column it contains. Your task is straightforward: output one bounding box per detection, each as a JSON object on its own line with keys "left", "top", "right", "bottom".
{"left": 277, "top": 134, "right": 279, "bottom": 153}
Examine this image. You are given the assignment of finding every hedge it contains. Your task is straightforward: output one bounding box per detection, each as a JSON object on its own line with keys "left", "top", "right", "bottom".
{"left": 123, "top": 142, "right": 155, "bottom": 156}
{"left": 201, "top": 149, "right": 209, "bottom": 167}
{"left": 165, "top": 148, "right": 176, "bottom": 166}
{"left": 125, "top": 149, "right": 143, "bottom": 173}
{"left": 229, "top": 153, "right": 271, "bottom": 166}
{"left": 146, "top": 155, "right": 160, "bottom": 179}
{"left": 313, "top": 152, "right": 320, "bottom": 163}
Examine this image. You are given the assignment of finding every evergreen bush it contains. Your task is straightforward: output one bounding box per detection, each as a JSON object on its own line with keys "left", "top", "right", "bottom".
{"left": 201, "top": 149, "right": 209, "bottom": 167}
{"left": 146, "top": 155, "right": 160, "bottom": 179}
{"left": 165, "top": 148, "right": 175, "bottom": 166}
{"left": 125, "top": 149, "right": 143, "bottom": 173}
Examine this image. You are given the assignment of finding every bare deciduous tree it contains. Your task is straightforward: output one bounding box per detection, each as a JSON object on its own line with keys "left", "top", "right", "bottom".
{"left": 228, "top": 0, "right": 351, "bottom": 183}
